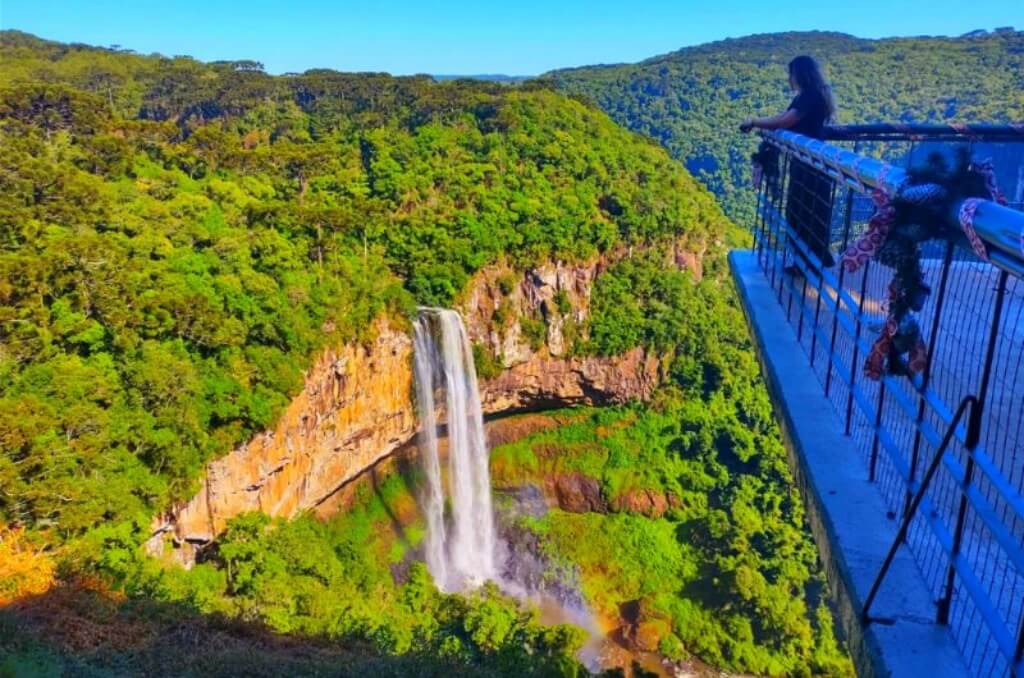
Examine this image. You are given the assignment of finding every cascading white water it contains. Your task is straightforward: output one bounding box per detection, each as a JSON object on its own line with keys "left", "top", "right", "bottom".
{"left": 413, "top": 309, "right": 603, "bottom": 670}
{"left": 412, "top": 319, "right": 448, "bottom": 587}
{"left": 413, "top": 308, "right": 498, "bottom": 591}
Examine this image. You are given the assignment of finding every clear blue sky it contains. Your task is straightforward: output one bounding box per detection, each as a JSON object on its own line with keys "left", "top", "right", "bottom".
{"left": 1, "top": 0, "right": 1020, "bottom": 75}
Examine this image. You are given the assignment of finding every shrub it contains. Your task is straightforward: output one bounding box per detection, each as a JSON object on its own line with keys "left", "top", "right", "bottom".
{"left": 520, "top": 317, "right": 547, "bottom": 352}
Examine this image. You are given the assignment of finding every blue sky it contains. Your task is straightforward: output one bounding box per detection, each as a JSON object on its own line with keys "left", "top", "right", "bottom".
{"left": 1, "top": 1, "right": 1020, "bottom": 75}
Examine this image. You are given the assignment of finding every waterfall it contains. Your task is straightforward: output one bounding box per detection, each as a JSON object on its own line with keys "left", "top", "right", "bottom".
{"left": 413, "top": 308, "right": 498, "bottom": 591}
{"left": 412, "top": 319, "right": 448, "bottom": 586}
{"left": 412, "top": 309, "right": 603, "bottom": 671}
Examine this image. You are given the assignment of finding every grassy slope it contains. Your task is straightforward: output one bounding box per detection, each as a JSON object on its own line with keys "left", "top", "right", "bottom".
{"left": 492, "top": 406, "right": 853, "bottom": 677}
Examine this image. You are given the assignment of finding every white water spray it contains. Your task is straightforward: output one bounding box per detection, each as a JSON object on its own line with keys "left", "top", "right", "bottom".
{"left": 413, "top": 309, "right": 607, "bottom": 670}
{"left": 413, "top": 308, "right": 498, "bottom": 591}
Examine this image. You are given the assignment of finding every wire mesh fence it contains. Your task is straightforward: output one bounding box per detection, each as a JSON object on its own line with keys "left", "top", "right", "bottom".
{"left": 750, "top": 127, "right": 1024, "bottom": 677}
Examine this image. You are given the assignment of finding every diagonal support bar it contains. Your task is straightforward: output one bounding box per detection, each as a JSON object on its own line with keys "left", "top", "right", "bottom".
{"left": 861, "top": 395, "right": 980, "bottom": 626}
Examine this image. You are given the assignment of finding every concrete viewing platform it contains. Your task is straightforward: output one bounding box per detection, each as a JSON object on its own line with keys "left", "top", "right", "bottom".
{"left": 730, "top": 250, "right": 969, "bottom": 678}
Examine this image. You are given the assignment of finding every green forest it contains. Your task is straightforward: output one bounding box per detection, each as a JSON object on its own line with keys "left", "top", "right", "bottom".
{"left": 489, "top": 254, "right": 852, "bottom": 675}
{"left": 544, "top": 30, "right": 1024, "bottom": 220}
{"left": 11, "top": 26, "right": 1014, "bottom": 677}
{"left": 0, "top": 31, "right": 729, "bottom": 538}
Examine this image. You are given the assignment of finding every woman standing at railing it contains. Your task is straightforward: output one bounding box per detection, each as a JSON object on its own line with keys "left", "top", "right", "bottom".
{"left": 741, "top": 55, "right": 837, "bottom": 276}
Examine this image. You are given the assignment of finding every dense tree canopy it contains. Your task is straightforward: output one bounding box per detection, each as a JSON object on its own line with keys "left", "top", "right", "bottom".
{"left": 492, "top": 253, "right": 852, "bottom": 674}
{"left": 0, "top": 31, "right": 732, "bottom": 541}
{"left": 2, "top": 486, "right": 590, "bottom": 677}
{"left": 543, "top": 30, "right": 1024, "bottom": 220}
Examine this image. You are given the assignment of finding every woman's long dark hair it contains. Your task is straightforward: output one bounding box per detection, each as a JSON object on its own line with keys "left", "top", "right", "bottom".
{"left": 788, "top": 55, "right": 836, "bottom": 119}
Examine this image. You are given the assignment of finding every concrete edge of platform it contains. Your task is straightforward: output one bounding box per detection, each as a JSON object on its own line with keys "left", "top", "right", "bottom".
{"left": 729, "top": 250, "right": 968, "bottom": 678}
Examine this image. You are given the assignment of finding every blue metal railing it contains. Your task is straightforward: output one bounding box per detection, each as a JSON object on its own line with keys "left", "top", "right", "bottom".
{"left": 825, "top": 123, "right": 1024, "bottom": 143}
{"left": 768, "top": 129, "right": 1024, "bottom": 277}
{"left": 750, "top": 127, "right": 1024, "bottom": 677}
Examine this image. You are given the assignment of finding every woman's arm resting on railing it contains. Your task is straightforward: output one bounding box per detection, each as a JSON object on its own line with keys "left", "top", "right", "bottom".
{"left": 740, "top": 109, "right": 802, "bottom": 133}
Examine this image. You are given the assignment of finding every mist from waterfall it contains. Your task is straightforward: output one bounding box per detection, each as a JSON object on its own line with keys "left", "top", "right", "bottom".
{"left": 413, "top": 308, "right": 498, "bottom": 592}
{"left": 412, "top": 308, "right": 606, "bottom": 670}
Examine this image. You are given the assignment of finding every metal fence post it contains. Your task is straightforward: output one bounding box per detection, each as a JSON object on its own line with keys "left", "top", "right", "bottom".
{"left": 809, "top": 275, "right": 821, "bottom": 364}
{"left": 869, "top": 381, "right": 886, "bottom": 483}
{"left": 936, "top": 401, "right": 981, "bottom": 625}
{"left": 796, "top": 274, "right": 808, "bottom": 341}
{"left": 904, "top": 242, "right": 956, "bottom": 522}
{"left": 754, "top": 158, "right": 767, "bottom": 262}
{"left": 770, "top": 154, "right": 782, "bottom": 297}
{"left": 937, "top": 270, "right": 1009, "bottom": 624}
{"left": 825, "top": 187, "right": 855, "bottom": 397}
{"left": 770, "top": 152, "right": 790, "bottom": 299}
{"left": 863, "top": 395, "right": 978, "bottom": 626}
{"left": 809, "top": 180, "right": 838, "bottom": 369}
{"left": 1014, "top": 616, "right": 1024, "bottom": 678}
{"left": 845, "top": 260, "right": 871, "bottom": 436}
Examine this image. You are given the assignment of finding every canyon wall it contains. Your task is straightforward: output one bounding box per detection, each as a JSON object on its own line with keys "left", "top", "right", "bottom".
{"left": 156, "top": 318, "right": 416, "bottom": 550}
{"left": 155, "top": 246, "right": 700, "bottom": 557}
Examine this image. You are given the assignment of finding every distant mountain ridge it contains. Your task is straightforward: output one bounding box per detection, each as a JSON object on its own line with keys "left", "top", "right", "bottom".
{"left": 542, "top": 29, "right": 1024, "bottom": 219}
{"left": 431, "top": 74, "right": 530, "bottom": 83}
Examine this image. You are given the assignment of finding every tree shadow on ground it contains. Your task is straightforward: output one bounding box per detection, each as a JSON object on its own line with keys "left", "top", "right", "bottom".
{"left": 369, "top": 464, "right": 414, "bottom": 555}
{"left": 0, "top": 582, "right": 475, "bottom": 678}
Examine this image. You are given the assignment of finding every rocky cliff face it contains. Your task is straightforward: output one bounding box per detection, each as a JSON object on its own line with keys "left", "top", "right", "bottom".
{"left": 460, "top": 241, "right": 701, "bottom": 369}
{"left": 460, "top": 253, "right": 669, "bottom": 412}
{"left": 156, "top": 246, "right": 698, "bottom": 557}
{"left": 157, "top": 319, "right": 416, "bottom": 551}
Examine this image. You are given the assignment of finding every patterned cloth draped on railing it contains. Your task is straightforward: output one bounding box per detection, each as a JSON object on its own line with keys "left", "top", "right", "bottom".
{"left": 863, "top": 283, "right": 929, "bottom": 381}
{"left": 836, "top": 159, "right": 1007, "bottom": 380}
{"left": 958, "top": 160, "right": 1009, "bottom": 263}
{"left": 841, "top": 185, "right": 934, "bottom": 380}
{"left": 840, "top": 189, "right": 896, "bottom": 273}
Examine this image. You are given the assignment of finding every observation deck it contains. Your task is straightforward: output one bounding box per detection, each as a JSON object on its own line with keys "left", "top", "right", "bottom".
{"left": 731, "top": 123, "right": 1024, "bottom": 677}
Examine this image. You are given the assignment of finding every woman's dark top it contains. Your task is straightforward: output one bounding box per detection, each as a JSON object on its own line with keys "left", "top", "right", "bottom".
{"left": 788, "top": 88, "right": 829, "bottom": 139}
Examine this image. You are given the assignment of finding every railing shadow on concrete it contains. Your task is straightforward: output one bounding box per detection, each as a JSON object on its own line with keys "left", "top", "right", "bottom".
{"left": 748, "top": 125, "right": 1024, "bottom": 677}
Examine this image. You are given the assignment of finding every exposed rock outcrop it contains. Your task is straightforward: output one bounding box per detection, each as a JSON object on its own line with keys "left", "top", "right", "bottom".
{"left": 610, "top": 488, "right": 683, "bottom": 519}
{"left": 550, "top": 473, "right": 608, "bottom": 514}
{"left": 461, "top": 240, "right": 701, "bottom": 368}
{"left": 156, "top": 245, "right": 699, "bottom": 557}
{"left": 617, "top": 599, "right": 672, "bottom": 654}
{"left": 463, "top": 253, "right": 664, "bottom": 411}
{"left": 482, "top": 347, "right": 659, "bottom": 412}
{"left": 161, "top": 319, "right": 416, "bottom": 548}
{"left": 484, "top": 412, "right": 578, "bottom": 448}
{"left": 538, "top": 473, "right": 683, "bottom": 519}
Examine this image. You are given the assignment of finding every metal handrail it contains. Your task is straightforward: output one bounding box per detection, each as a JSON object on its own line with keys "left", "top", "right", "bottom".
{"left": 761, "top": 130, "right": 1024, "bottom": 279}
{"left": 826, "top": 123, "right": 1024, "bottom": 143}
{"left": 765, "top": 201, "right": 1024, "bottom": 560}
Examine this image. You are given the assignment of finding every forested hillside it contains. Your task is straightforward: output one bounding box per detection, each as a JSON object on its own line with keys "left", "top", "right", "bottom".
{"left": 544, "top": 30, "right": 1024, "bottom": 219}
{"left": 0, "top": 31, "right": 850, "bottom": 676}
{"left": 0, "top": 30, "right": 729, "bottom": 538}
